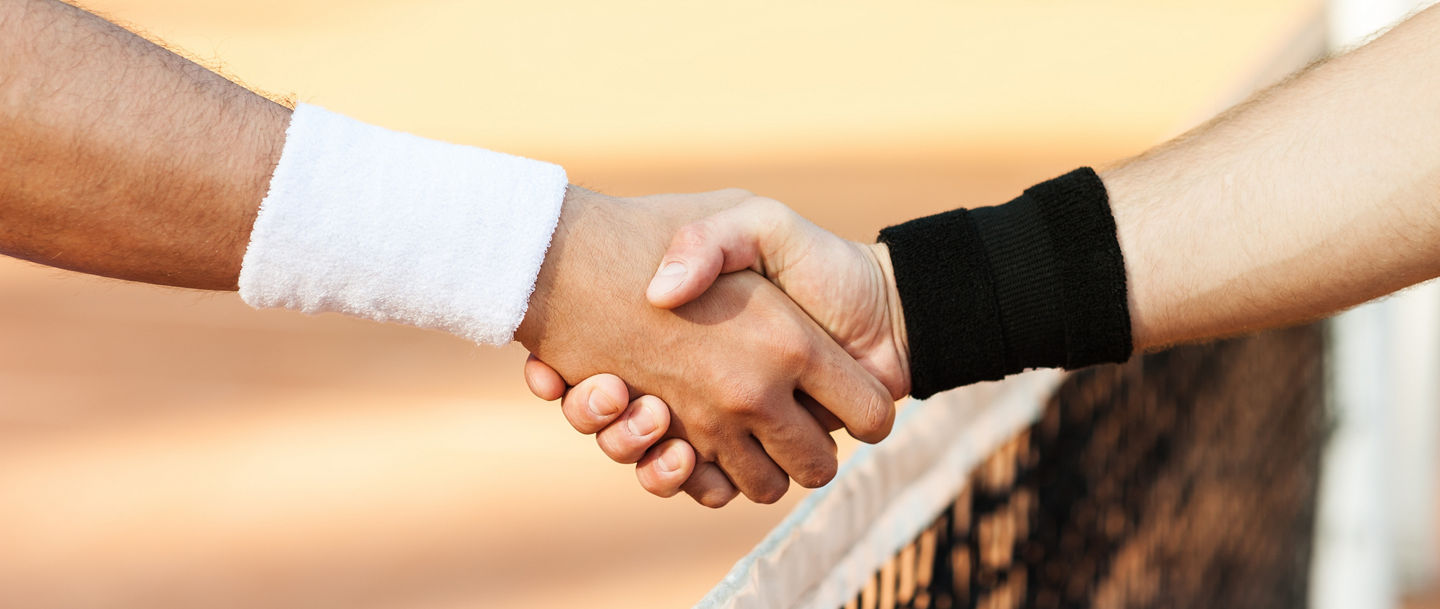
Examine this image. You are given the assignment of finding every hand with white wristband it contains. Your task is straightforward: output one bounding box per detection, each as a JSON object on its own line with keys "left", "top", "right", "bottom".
{"left": 246, "top": 109, "right": 898, "bottom": 508}
{"left": 514, "top": 187, "right": 894, "bottom": 505}
{"left": 525, "top": 196, "right": 915, "bottom": 507}
{"left": 0, "top": 0, "right": 894, "bottom": 508}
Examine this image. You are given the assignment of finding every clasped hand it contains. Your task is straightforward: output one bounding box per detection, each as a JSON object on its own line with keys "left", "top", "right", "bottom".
{"left": 515, "top": 187, "right": 909, "bottom": 507}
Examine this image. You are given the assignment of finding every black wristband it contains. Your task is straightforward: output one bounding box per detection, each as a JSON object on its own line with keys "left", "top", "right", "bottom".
{"left": 877, "top": 167, "right": 1132, "bottom": 399}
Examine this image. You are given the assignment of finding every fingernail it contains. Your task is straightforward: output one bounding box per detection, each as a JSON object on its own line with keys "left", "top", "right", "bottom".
{"left": 587, "top": 388, "right": 621, "bottom": 419}
{"left": 649, "top": 261, "right": 687, "bottom": 296}
{"left": 656, "top": 451, "right": 680, "bottom": 473}
{"left": 626, "top": 405, "right": 659, "bottom": 437}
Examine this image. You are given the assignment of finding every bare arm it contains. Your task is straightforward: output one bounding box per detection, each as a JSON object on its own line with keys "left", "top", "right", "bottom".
{"left": 540, "top": 5, "right": 1440, "bottom": 503}
{"left": 1107, "top": 5, "right": 1440, "bottom": 350}
{"left": 0, "top": 0, "right": 895, "bottom": 503}
{"left": 0, "top": 0, "right": 288, "bottom": 290}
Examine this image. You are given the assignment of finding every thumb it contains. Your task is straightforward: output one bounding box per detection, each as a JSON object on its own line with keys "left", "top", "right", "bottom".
{"left": 646, "top": 199, "right": 784, "bottom": 309}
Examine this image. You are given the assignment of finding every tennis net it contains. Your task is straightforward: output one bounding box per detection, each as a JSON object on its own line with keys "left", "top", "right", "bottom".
{"left": 696, "top": 324, "right": 1326, "bottom": 609}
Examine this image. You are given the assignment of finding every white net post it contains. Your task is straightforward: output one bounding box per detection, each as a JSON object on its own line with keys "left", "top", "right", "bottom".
{"left": 1314, "top": 3, "right": 1440, "bottom": 608}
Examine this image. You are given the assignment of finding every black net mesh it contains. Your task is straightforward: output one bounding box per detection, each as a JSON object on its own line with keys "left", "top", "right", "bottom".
{"left": 841, "top": 324, "right": 1327, "bottom": 609}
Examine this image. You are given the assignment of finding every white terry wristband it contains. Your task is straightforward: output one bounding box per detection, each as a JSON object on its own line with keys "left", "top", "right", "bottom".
{"left": 238, "top": 104, "right": 568, "bottom": 346}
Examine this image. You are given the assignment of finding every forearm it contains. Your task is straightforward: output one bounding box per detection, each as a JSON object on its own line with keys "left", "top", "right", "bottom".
{"left": 0, "top": 0, "right": 288, "bottom": 290}
{"left": 1105, "top": 5, "right": 1440, "bottom": 351}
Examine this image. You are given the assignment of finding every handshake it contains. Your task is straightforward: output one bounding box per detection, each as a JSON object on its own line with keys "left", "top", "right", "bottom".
{"left": 15, "top": 0, "right": 1440, "bottom": 520}
{"left": 514, "top": 187, "right": 911, "bottom": 508}
{"left": 234, "top": 107, "right": 1130, "bottom": 510}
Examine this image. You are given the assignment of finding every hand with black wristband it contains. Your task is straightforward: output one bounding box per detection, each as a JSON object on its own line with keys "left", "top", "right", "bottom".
{"left": 529, "top": 3, "right": 1440, "bottom": 506}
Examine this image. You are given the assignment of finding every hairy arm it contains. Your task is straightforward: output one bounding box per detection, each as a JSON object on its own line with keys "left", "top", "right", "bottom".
{"left": 533, "top": 6, "right": 1440, "bottom": 503}
{"left": 0, "top": 1, "right": 892, "bottom": 503}
{"left": 0, "top": 0, "right": 288, "bottom": 289}
{"left": 1107, "top": 5, "right": 1440, "bottom": 350}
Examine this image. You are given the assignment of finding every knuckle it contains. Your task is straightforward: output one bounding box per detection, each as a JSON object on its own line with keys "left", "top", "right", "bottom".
{"left": 774, "top": 338, "right": 813, "bottom": 370}
{"left": 685, "top": 475, "right": 737, "bottom": 509}
{"left": 750, "top": 477, "right": 790, "bottom": 505}
{"left": 718, "top": 382, "right": 770, "bottom": 419}
{"left": 855, "top": 399, "right": 895, "bottom": 441}
{"left": 726, "top": 399, "right": 765, "bottom": 420}
{"left": 744, "top": 196, "right": 796, "bottom": 227}
{"left": 744, "top": 195, "right": 785, "bottom": 216}
{"left": 683, "top": 416, "right": 722, "bottom": 446}
{"left": 673, "top": 223, "right": 710, "bottom": 249}
{"left": 795, "top": 456, "right": 838, "bottom": 489}
{"left": 716, "top": 187, "right": 755, "bottom": 199}
{"left": 697, "top": 491, "right": 733, "bottom": 509}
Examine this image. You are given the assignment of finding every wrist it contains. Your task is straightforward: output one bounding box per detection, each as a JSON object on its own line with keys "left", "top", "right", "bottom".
{"left": 867, "top": 242, "right": 911, "bottom": 397}
{"left": 877, "top": 167, "right": 1132, "bottom": 399}
{"left": 516, "top": 185, "right": 603, "bottom": 348}
{"left": 238, "top": 104, "right": 568, "bottom": 346}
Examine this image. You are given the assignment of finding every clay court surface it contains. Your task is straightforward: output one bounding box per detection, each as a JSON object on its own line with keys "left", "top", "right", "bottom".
{"left": 0, "top": 1, "right": 1331, "bottom": 607}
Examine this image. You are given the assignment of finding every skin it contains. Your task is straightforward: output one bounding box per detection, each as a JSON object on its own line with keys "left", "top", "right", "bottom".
{"left": 20, "top": 0, "right": 1439, "bottom": 508}
{"left": 515, "top": 188, "right": 894, "bottom": 505}
{"left": 531, "top": 4, "right": 1440, "bottom": 504}
{"left": 0, "top": 0, "right": 288, "bottom": 289}
{"left": 0, "top": 0, "right": 896, "bottom": 506}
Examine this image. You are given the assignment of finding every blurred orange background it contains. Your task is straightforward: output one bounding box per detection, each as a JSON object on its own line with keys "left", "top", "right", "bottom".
{"left": 0, "top": 1, "right": 1324, "bottom": 607}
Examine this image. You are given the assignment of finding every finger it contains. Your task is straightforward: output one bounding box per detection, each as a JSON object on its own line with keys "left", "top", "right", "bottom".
{"left": 559, "top": 373, "right": 630, "bottom": 435}
{"left": 647, "top": 201, "right": 781, "bottom": 309}
{"left": 524, "top": 354, "right": 569, "bottom": 401}
{"left": 713, "top": 436, "right": 791, "bottom": 504}
{"left": 799, "top": 392, "right": 846, "bottom": 432}
{"left": 681, "top": 461, "right": 741, "bottom": 508}
{"left": 635, "top": 438, "right": 697, "bottom": 498}
{"left": 796, "top": 339, "right": 896, "bottom": 444}
{"left": 751, "top": 397, "right": 838, "bottom": 489}
{"left": 596, "top": 395, "right": 671, "bottom": 464}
